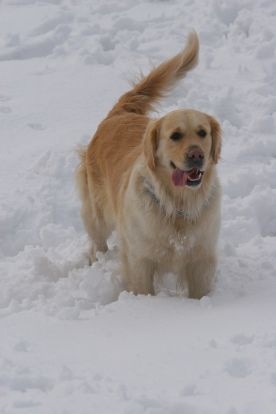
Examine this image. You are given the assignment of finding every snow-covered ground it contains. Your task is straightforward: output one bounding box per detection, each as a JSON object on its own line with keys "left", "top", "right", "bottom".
{"left": 1, "top": 0, "right": 276, "bottom": 412}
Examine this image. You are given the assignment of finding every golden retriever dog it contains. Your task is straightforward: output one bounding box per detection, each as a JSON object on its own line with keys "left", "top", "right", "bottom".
{"left": 76, "top": 32, "right": 221, "bottom": 298}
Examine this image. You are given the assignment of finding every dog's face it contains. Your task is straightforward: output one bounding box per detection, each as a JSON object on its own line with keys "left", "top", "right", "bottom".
{"left": 144, "top": 109, "right": 221, "bottom": 189}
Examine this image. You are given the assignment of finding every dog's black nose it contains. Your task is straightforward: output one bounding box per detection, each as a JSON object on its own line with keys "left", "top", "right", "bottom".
{"left": 186, "top": 147, "right": 204, "bottom": 169}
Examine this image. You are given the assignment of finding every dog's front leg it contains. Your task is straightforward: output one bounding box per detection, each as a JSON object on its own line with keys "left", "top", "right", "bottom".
{"left": 121, "top": 252, "right": 155, "bottom": 295}
{"left": 186, "top": 254, "right": 217, "bottom": 299}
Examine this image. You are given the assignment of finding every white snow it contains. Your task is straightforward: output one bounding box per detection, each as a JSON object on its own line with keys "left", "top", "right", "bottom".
{"left": 1, "top": 0, "right": 276, "bottom": 413}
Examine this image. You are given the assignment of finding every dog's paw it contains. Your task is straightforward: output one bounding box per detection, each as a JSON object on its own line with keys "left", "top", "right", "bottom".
{"left": 83, "top": 249, "right": 96, "bottom": 266}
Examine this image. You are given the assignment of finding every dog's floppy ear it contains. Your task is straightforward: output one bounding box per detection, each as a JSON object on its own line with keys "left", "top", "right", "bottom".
{"left": 143, "top": 119, "right": 160, "bottom": 170}
{"left": 208, "top": 115, "right": 222, "bottom": 164}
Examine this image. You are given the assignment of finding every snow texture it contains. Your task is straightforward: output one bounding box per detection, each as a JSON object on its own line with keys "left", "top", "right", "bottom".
{"left": 0, "top": 0, "right": 276, "bottom": 413}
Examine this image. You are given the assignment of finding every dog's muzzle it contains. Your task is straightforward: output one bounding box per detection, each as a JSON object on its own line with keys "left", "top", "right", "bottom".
{"left": 170, "top": 161, "right": 204, "bottom": 187}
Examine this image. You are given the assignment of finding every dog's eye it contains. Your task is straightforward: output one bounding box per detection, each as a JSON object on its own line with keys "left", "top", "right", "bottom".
{"left": 197, "top": 129, "right": 207, "bottom": 138}
{"left": 170, "top": 131, "right": 183, "bottom": 141}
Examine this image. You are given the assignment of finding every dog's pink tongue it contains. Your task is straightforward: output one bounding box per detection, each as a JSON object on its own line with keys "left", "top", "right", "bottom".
{"left": 172, "top": 168, "right": 189, "bottom": 186}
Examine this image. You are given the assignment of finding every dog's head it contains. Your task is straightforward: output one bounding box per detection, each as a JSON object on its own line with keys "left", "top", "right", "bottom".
{"left": 143, "top": 109, "right": 221, "bottom": 189}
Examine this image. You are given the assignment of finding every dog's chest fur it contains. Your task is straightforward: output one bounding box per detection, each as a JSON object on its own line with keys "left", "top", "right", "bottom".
{"left": 122, "top": 192, "right": 208, "bottom": 260}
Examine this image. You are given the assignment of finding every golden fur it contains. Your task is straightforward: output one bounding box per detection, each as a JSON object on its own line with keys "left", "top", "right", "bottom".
{"left": 76, "top": 32, "right": 222, "bottom": 298}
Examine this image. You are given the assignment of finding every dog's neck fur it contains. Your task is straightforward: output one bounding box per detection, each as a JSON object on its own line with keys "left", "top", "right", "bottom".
{"left": 142, "top": 177, "right": 193, "bottom": 218}
{"left": 140, "top": 163, "right": 219, "bottom": 222}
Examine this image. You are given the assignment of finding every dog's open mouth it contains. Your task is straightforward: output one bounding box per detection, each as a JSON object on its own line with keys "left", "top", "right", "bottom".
{"left": 170, "top": 161, "right": 203, "bottom": 187}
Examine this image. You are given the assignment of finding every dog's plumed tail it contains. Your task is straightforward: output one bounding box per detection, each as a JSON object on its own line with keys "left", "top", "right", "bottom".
{"left": 108, "top": 32, "right": 199, "bottom": 117}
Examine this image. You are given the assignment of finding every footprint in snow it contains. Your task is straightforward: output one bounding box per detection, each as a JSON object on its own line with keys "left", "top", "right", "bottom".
{"left": 0, "top": 106, "right": 12, "bottom": 113}
{"left": 14, "top": 340, "right": 30, "bottom": 353}
{"left": 28, "top": 123, "right": 45, "bottom": 131}
{"left": 0, "top": 94, "right": 11, "bottom": 102}
{"left": 13, "top": 399, "right": 41, "bottom": 409}
{"left": 180, "top": 383, "right": 198, "bottom": 396}
{"left": 225, "top": 358, "right": 253, "bottom": 378}
{"left": 231, "top": 333, "right": 254, "bottom": 346}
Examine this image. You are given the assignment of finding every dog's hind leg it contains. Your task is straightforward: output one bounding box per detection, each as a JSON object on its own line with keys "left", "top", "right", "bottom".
{"left": 76, "top": 156, "right": 109, "bottom": 263}
{"left": 81, "top": 199, "right": 109, "bottom": 263}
